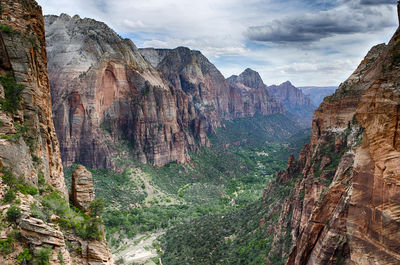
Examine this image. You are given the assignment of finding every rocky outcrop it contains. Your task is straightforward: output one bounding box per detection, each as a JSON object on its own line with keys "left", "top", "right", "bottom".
{"left": 45, "top": 15, "right": 201, "bottom": 168}
{"left": 261, "top": 6, "right": 400, "bottom": 265}
{"left": 0, "top": 1, "right": 113, "bottom": 264}
{"left": 0, "top": 0, "right": 67, "bottom": 197}
{"left": 226, "top": 68, "right": 284, "bottom": 118}
{"left": 71, "top": 165, "right": 95, "bottom": 211}
{"left": 268, "top": 81, "right": 316, "bottom": 122}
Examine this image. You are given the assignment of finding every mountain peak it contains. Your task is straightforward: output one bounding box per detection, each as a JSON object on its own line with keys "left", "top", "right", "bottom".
{"left": 236, "top": 68, "right": 265, "bottom": 89}
{"left": 281, "top": 80, "right": 293, "bottom": 86}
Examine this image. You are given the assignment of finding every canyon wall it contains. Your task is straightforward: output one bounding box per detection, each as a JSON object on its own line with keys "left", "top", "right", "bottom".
{"left": 46, "top": 17, "right": 285, "bottom": 170}
{"left": 0, "top": 0, "right": 67, "bottom": 196}
{"left": 141, "top": 49, "right": 284, "bottom": 126}
{"left": 268, "top": 81, "right": 316, "bottom": 122}
{"left": 45, "top": 15, "right": 202, "bottom": 168}
{"left": 0, "top": 1, "right": 113, "bottom": 264}
{"left": 226, "top": 68, "right": 284, "bottom": 118}
{"left": 261, "top": 11, "right": 400, "bottom": 264}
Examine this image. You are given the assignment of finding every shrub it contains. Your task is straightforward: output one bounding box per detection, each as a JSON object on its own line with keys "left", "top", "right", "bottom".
{"left": 89, "top": 197, "right": 104, "bottom": 217}
{"left": 17, "top": 248, "right": 32, "bottom": 264}
{"left": 0, "top": 72, "right": 24, "bottom": 113}
{"left": 3, "top": 189, "right": 16, "bottom": 203}
{"left": 41, "top": 191, "right": 69, "bottom": 220}
{"left": 30, "top": 202, "right": 46, "bottom": 221}
{"left": 6, "top": 205, "right": 21, "bottom": 222}
{"left": 0, "top": 24, "right": 13, "bottom": 33}
{"left": 1, "top": 167, "right": 19, "bottom": 187}
{"left": 33, "top": 246, "right": 52, "bottom": 265}
{"left": 57, "top": 251, "right": 65, "bottom": 265}
{"left": 16, "top": 184, "right": 38, "bottom": 195}
{"left": 0, "top": 238, "right": 13, "bottom": 255}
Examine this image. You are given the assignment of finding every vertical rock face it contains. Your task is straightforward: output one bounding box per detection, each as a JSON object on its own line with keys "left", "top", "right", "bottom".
{"left": 266, "top": 13, "right": 400, "bottom": 265}
{"left": 45, "top": 15, "right": 200, "bottom": 168}
{"left": 71, "top": 165, "right": 95, "bottom": 211}
{"left": 142, "top": 46, "right": 231, "bottom": 128}
{"left": 268, "top": 81, "right": 316, "bottom": 122}
{"left": 0, "top": 0, "right": 67, "bottom": 196}
{"left": 0, "top": 1, "right": 113, "bottom": 265}
{"left": 226, "top": 68, "right": 284, "bottom": 118}
{"left": 141, "top": 49, "right": 284, "bottom": 126}
{"left": 46, "top": 16, "right": 285, "bottom": 170}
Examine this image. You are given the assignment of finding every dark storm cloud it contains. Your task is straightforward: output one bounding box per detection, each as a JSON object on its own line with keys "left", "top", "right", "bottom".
{"left": 359, "top": 0, "right": 396, "bottom": 5}
{"left": 246, "top": 2, "right": 396, "bottom": 43}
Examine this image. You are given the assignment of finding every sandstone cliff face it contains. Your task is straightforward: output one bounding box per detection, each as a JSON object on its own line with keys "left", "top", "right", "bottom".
{"left": 140, "top": 49, "right": 284, "bottom": 128}
{"left": 45, "top": 15, "right": 201, "bottom": 168}
{"left": 47, "top": 16, "right": 285, "bottom": 170}
{"left": 226, "top": 68, "right": 284, "bottom": 118}
{"left": 262, "top": 11, "right": 400, "bottom": 265}
{"left": 0, "top": 0, "right": 67, "bottom": 196}
{"left": 268, "top": 81, "right": 316, "bottom": 122}
{"left": 0, "top": 1, "right": 113, "bottom": 264}
{"left": 141, "top": 46, "right": 231, "bottom": 128}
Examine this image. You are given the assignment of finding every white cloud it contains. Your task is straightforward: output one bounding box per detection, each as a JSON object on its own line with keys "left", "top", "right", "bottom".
{"left": 36, "top": 0, "right": 398, "bottom": 86}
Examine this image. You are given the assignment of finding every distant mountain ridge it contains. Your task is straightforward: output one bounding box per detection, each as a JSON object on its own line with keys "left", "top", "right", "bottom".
{"left": 299, "top": 86, "right": 337, "bottom": 106}
{"left": 267, "top": 81, "right": 316, "bottom": 122}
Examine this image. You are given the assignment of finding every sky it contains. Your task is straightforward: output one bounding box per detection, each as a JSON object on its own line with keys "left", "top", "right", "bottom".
{"left": 36, "top": 0, "right": 398, "bottom": 86}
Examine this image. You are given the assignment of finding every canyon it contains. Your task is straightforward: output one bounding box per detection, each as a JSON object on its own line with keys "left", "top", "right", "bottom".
{"left": 46, "top": 15, "right": 311, "bottom": 170}
{"left": 2, "top": 0, "right": 399, "bottom": 264}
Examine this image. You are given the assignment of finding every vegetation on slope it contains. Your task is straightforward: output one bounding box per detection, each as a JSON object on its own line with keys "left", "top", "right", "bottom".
{"left": 63, "top": 114, "right": 310, "bottom": 263}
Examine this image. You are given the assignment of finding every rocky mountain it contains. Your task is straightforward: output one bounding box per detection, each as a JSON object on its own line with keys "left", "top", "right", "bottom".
{"left": 262, "top": 9, "right": 400, "bottom": 264}
{"left": 140, "top": 48, "right": 284, "bottom": 124}
{"left": 0, "top": 0, "right": 112, "bottom": 264}
{"left": 226, "top": 68, "right": 284, "bottom": 118}
{"left": 45, "top": 16, "right": 285, "bottom": 170}
{"left": 268, "top": 81, "right": 316, "bottom": 122}
{"left": 45, "top": 15, "right": 203, "bottom": 169}
{"left": 299, "top": 86, "right": 337, "bottom": 106}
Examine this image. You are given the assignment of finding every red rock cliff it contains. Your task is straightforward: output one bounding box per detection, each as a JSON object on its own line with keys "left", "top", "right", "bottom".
{"left": 0, "top": 1, "right": 113, "bottom": 264}
{"left": 268, "top": 81, "right": 316, "bottom": 122}
{"left": 141, "top": 49, "right": 284, "bottom": 127}
{"left": 45, "top": 15, "right": 202, "bottom": 168}
{"left": 0, "top": 0, "right": 67, "bottom": 196}
{"left": 265, "top": 8, "right": 400, "bottom": 264}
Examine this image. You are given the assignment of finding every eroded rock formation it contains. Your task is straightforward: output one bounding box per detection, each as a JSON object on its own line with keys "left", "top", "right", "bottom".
{"left": 0, "top": 0, "right": 67, "bottom": 197}
{"left": 268, "top": 81, "right": 316, "bottom": 122}
{"left": 45, "top": 15, "right": 205, "bottom": 168}
{"left": 226, "top": 68, "right": 284, "bottom": 118}
{"left": 0, "top": 1, "right": 113, "bottom": 264}
{"left": 71, "top": 165, "right": 95, "bottom": 211}
{"left": 261, "top": 7, "right": 400, "bottom": 264}
{"left": 46, "top": 17, "right": 285, "bottom": 169}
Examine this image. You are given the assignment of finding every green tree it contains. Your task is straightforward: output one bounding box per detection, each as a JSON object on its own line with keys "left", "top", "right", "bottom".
{"left": 89, "top": 197, "right": 104, "bottom": 217}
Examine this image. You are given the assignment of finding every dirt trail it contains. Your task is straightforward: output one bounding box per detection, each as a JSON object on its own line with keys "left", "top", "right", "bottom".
{"left": 113, "top": 231, "right": 164, "bottom": 264}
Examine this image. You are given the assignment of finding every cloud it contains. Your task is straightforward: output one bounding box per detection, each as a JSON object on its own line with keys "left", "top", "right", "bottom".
{"left": 246, "top": 2, "right": 396, "bottom": 43}
{"left": 359, "top": 0, "right": 397, "bottom": 5}
{"left": 37, "top": 0, "right": 398, "bottom": 86}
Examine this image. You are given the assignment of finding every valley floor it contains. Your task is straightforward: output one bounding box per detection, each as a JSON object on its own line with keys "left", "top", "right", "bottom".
{"left": 63, "top": 115, "right": 311, "bottom": 265}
